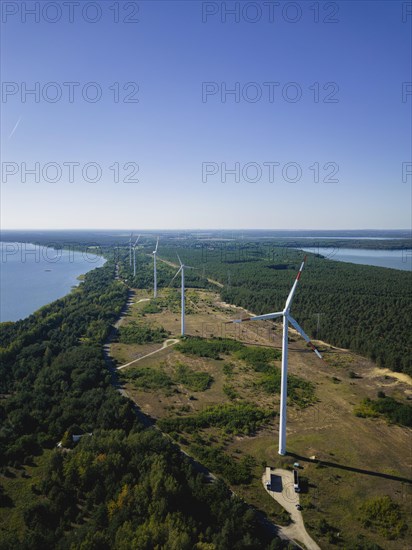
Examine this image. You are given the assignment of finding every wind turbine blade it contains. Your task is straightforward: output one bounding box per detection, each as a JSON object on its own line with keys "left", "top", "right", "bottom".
{"left": 168, "top": 267, "right": 182, "bottom": 286}
{"left": 284, "top": 256, "right": 306, "bottom": 312}
{"left": 288, "top": 315, "right": 322, "bottom": 359}
{"left": 177, "top": 254, "right": 183, "bottom": 267}
{"left": 155, "top": 237, "right": 159, "bottom": 253}
{"left": 134, "top": 236, "right": 140, "bottom": 247}
{"left": 226, "top": 312, "right": 283, "bottom": 324}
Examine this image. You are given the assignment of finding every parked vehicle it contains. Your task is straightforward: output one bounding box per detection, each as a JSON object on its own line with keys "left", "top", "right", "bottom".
{"left": 293, "top": 469, "right": 301, "bottom": 492}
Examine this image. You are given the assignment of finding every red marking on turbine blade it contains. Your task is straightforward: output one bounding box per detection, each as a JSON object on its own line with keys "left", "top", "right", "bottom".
{"left": 296, "top": 272, "right": 302, "bottom": 281}
{"left": 304, "top": 255, "right": 307, "bottom": 262}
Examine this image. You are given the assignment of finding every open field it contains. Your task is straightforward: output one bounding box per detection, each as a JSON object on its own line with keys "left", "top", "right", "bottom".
{"left": 109, "top": 287, "right": 412, "bottom": 550}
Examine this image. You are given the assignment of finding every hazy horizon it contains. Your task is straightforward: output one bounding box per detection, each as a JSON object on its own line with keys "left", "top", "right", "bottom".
{"left": 1, "top": 228, "right": 411, "bottom": 233}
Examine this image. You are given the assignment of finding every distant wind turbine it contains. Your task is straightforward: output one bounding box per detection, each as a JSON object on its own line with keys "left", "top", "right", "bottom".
{"left": 227, "top": 256, "right": 322, "bottom": 456}
{"left": 133, "top": 236, "right": 140, "bottom": 277}
{"left": 170, "top": 254, "right": 196, "bottom": 336}
{"left": 8, "top": 116, "right": 22, "bottom": 140}
{"left": 153, "top": 237, "right": 159, "bottom": 298}
{"left": 129, "top": 232, "right": 133, "bottom": 267}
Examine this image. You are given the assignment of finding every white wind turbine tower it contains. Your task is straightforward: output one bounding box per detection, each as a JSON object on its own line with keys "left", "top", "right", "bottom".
{"left": 132, "top": 236, "right": 140, "bottom": 277}
{"left": 228, "top": 256, "right": 322, "bottom": 456}
{"left": 128, "top": 232, "right": 133, "bottom": 267}
{"left": 170, "top": 254, "right": 195, "bottom": 336}
{"left": 152, "top": 237, "right": 159, "bottom": 298}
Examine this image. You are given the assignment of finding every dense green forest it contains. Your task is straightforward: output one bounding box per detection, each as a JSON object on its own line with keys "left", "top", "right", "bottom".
{"left": 152, "top": 243, "right": 411, "bottom": 376}
{"left": 0, "top": 261, "right": 283, "bottom": 549}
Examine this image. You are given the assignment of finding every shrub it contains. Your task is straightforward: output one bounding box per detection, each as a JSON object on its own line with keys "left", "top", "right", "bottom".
{"left": 257, "top": 367, "right": 315, "bottom": 407}
{"left": 118, "top": 322, "right": 168, "bottom": 344}
{"left": 175, "top": 337, "right": 244, "bottom": 359}
{"left": 223, "top": 384, "right": 239, "bottom": 400}
{"left": 222, "top": 362, "right": 234, "bottom": 377}
{"left": 122, "top": 367, "right": 173, "bottom": 390}
{"left": 235, "top": 346, "right": 280, "bottom": 371}
{"left": 359, "top": 496, "right": 407, "bottom": 539}
{"left": 354, "top": 397, "right": 412, "bottom": 427}
{"left": 159, "top": 403, "right": 273, "bottom": 436}
{"left": 174, "top": 364, "right": 213, "bottom": 392}
{"left": 189, "top": 445, "right": 256, "bottom": 485}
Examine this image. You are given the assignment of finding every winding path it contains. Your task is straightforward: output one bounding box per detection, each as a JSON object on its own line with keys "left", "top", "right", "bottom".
{"left": 117, "top": 338, "right": 180, "bottom": 370}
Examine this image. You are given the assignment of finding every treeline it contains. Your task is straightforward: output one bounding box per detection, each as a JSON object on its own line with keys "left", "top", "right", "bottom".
{"left": 0, "top": 263, "right": 127, "bottom": 394}
{"left": 0, "top": 262, "right": 131, "bottom": 467}
{"left": 0, "top": 262, "right": 283, "bottom": 548}
{"left": 2, "top": 429, "right": 280, "bottom": 549}
{"left": 158, "top": 244, "right": 412, "bottom": 375}
{"left": 117, "top": 248, "right": 209, "bottom": 294}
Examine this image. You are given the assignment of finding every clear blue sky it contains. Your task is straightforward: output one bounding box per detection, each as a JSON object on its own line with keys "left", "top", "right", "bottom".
{"left": 1, "top": 0, "right": 411, "bottom": 229}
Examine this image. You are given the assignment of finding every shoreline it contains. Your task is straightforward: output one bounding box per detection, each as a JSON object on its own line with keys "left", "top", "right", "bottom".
{"left": 0, "top": 241, "right": 107, "bottom": 323}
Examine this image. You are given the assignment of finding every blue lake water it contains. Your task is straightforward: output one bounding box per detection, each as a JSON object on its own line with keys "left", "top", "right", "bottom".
{"left": 300, "top": 247, "right": 412, "bottom": 272}
{"left": 0, "top": 242, "right": 106, "bottom": 322}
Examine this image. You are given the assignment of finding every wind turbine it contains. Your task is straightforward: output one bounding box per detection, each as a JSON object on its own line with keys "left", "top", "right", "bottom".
{"left": 132, "top": 236, "right": 140, "bottom": 277}
{"left": 153, "top": 237, "right": 159, "bottom": 298}
{"left": 227, "top": 256, "right": 322, "bottom": 456}
{"left": 170, "top": 254, "right": 195, "bottom": 336}
{"left": 128, "top": 232, "right": 133, "bottom": 267}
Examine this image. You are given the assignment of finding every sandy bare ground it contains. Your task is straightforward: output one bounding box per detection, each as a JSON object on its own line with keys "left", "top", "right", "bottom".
{"left": 264, "top": 468, "right": 321, "bottom": 550}
{"left": 367, "top": 367, "right": 412, "bottom": 386}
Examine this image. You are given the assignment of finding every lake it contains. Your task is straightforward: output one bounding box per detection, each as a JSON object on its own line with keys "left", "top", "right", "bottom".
{"left": 0, "top": 242, "right": 106, "bottom": 322}
{"left": 299, "top": 246, "right": 412, "bottom": 272}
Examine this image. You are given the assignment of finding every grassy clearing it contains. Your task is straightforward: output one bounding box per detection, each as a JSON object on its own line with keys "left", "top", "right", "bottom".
{"left": 111, "top": 288, "right": 412, "bottom": 550}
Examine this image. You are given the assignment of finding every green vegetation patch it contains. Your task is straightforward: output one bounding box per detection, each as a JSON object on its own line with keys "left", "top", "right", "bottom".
{"left": 254, "top": 365, "right": 315, "bottom": 407}
{"left": 222, "top": 362, "right": 234, "bottom": 377}
{"left": 140, "top": 301, "right": 163, "bottom": 314}
{"left": 159, "top": 403, "right": 274, "bottom": 436}
{"left": 122, "top": 367, "right": 173, "bottom": 391}
{"left": 354, "top": 396, "right": 412, "bottom": 427}
{"left": 175, "top": 337, "right": 244, "bottom": 359}
{"left": 223, "top": 384, "right": 239, "bottom": 400}
{"left": 235, "top": 346, "right": 281, "bottom": 372}
{"left": 233, "top": 346, "right": 316, "bottom": 405}
{"left": 189, "top": 444, "right": 256, "bottom": 485}
{"left": 118, "top": 321, "right": 168, "bottom": 344}
{"left": 359, "top": 495, "right": 408, "bottom": 540}
{"left": 173, "top": 363, "right": 213, "bottom": 392}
